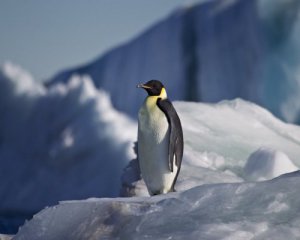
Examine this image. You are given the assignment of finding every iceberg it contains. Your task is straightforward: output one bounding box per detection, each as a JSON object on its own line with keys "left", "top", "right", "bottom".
{"left": 47, "top": 0, "right": 300, "bottom": 124}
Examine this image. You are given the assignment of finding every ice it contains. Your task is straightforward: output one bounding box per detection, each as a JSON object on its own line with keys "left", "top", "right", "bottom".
{"left": 244, "top": 148, "right": 298, "bottom": 181}
{"left": 2, "top": 0, "right": 300, "bottom": 237}
{"left": 2, "top": 63, "right": 300, "bottom": 237}
{"left": 1, "top": 61, "right": 45, "bottom": 96}
{"left": 0, "top": 63, "right": 137, "bottom": 233}
{"left": 2, "top": 62, "right": 300, "bottom": 236}
{"left": 13, "top": 173, "right": 300, "bottom": 240}
{"left": 121, "top": 99, "right": 300, "bottom": 197}
{"left": 47, "top": 0, "right": 300, "bottom": 124}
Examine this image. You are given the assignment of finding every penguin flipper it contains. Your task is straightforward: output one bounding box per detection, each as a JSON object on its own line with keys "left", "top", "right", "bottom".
{"left": 157, "top": 98, "right": 184, "bottom": 173}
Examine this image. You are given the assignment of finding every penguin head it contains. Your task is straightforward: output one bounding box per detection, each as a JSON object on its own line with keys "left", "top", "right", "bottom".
{"left": 137, "top": 80, "right": 165, "bottom": 96}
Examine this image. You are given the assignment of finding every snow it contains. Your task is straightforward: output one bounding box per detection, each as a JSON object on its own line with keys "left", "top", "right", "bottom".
{"left": 0, "top": 64, "right": 300, "bottom": 236}
{"left": 13, "top": 173, "right": 300, "bottom": 240}
{"left": 244, "top": 148, "right": 298, "bottom": 181}
{"left": 1, "top": 61, "right": 45, "bottom": 96}
{"left": 0, "top": 63, "right": 137, "bottom": 233}
{"left": 121, "top": 99, "right": 300, "bottom": 197}
{"left": 2, "top": 0, "right": 300, "bottom": 236}
{"left": 2, "top": 62, "right": 300, "bottom": 238}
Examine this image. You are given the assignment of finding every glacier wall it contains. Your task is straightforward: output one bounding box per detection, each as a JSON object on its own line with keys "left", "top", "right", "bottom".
{"left": 48, "top": 0, "right": 300, "bottom": 122}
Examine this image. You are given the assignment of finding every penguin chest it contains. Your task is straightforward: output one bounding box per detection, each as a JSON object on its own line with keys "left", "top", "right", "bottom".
{"left": 138, "top": 104, "right": 169, "bottom": 146}
{"left": 138, "top": 102, "right": 174, "bottom": 194}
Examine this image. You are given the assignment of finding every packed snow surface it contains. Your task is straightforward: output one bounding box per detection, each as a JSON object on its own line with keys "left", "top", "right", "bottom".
{"left": 14, "top": 172, "right": 300, "bottom": 240}
{"left": 244, "top": 147, "right": 298, "bottom": 181}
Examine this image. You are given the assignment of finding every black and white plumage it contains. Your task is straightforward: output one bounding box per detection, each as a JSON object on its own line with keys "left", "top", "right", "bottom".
{"left": 137, "top": 80, "right": 183, "bottom": 195}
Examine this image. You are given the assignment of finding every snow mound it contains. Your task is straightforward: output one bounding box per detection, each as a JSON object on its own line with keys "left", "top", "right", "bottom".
{"left": 1, "top": 62, "right": 45, "bottom": 96}
{"left": 0, "top": 63, "right": 137, "bottom": 233}
{"left": 13, "top": 174, "right": 300, "bottom": 240}
{"left": 244, "top": 148, "right": 299, "bottom": 181}
{"left": 121, "top": 99, "right": 300, "bottom": 196}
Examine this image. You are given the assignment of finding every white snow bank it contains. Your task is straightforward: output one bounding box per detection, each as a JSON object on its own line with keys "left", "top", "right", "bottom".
{"left": 244, "top": 147, "right": 298, "bottom": 181}
{"left": 121, "top": 99, "right": 300, "bottom": 196}
{"left": 0, "top": 70, "right": 136, "bottom": 209}
{"left": 183, "top": 99, "right": 300, "bottom": 177}
{"left": 1, "top": 62, "right": 45, "bottom": 96}
{"left": 0, "top": 63, "right": 137, "bottom": 233}
{"left": 2, "top": 63, "right": 300, "bottom": 234}
{"left": 177, "top": 99, "right": 300, "bottom": 168}
{"left": 13, "top": 173, "right": 300, "bottom": 240}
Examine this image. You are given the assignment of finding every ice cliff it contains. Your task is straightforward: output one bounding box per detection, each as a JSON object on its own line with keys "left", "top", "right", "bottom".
{"left": 48, "top": 0, "right": 300, "bottom": 123}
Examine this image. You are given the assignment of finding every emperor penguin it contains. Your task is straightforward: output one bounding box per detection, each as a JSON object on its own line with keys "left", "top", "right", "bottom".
{"left": 137, "top": 80, "right": 183, "bottom": 195}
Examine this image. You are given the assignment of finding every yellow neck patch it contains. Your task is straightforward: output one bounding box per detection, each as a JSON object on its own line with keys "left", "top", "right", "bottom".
{"left": 145, "top": 87, "right": 167, "bottom": 108}
{"left": 159, "top": 88, "right": 167, "bottom": 99}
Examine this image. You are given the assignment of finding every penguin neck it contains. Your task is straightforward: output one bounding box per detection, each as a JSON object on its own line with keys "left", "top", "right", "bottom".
{"left": 145, "top": 87, "right": 167, "bottom": 108}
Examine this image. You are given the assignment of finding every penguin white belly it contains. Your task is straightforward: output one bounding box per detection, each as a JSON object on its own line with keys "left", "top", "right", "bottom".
{"left": 138, "top": 100, "right": 178, "bottom": 195}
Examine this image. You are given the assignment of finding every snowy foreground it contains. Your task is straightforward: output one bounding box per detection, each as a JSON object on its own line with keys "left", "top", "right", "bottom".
{"left": 9, "top": 85, "right": 300, "bottom": 239}
{"left": 0, "top": 64, "right": 300, "bottom": 240}
{"left": 13, "top": 172, "right": 300, "bottom": 240}
{"left": 2, "top": 64, "right": 300, "bottom": 238}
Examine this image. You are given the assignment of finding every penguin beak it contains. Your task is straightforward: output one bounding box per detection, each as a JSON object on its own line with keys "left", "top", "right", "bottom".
{"left": 136, "top": 83, "right": 151, "bottom": 89}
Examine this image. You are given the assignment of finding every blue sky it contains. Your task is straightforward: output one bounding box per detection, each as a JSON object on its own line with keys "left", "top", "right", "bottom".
{"left": 0, "top": 0, "right": 198, "bottom": 80}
